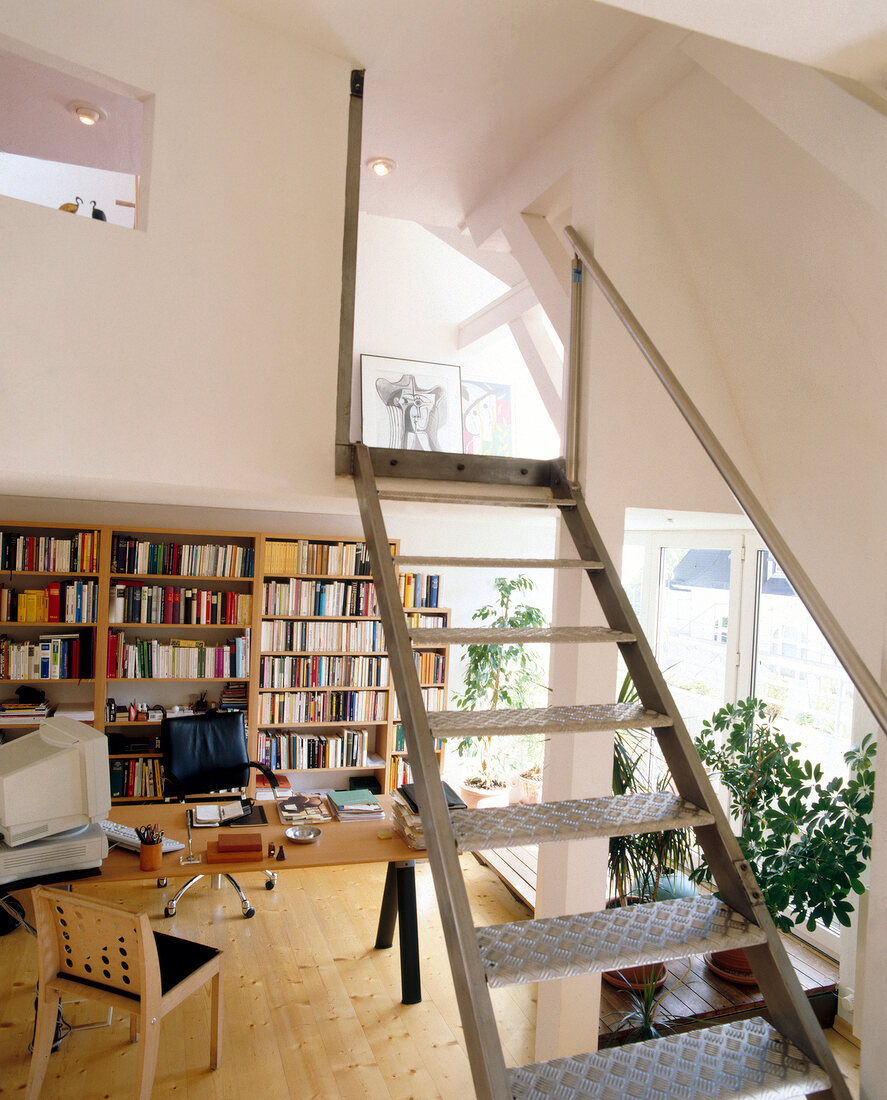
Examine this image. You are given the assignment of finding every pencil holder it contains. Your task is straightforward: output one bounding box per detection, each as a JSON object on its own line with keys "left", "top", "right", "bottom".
{"left": 139, "top": 842, "right": 163, "bottom": 871}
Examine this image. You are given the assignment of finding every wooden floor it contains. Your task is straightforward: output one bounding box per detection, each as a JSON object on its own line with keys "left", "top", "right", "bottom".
{"left": 0, "top": 858, "right": 858, "bottom": 1099}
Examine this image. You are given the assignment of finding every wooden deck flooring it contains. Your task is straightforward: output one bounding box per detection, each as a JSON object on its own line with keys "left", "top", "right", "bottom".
{"left": 475, "top": 846, "right": 840, "bottom": 1041}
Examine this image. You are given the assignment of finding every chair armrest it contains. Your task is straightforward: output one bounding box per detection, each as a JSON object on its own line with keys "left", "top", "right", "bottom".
{"left": 249, "top": 761, "right": 279, "bottom": 789}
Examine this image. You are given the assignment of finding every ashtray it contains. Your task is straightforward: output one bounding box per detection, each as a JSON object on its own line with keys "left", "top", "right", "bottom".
{"left": 285, "top": 825, "right": 321, "bottom": 844}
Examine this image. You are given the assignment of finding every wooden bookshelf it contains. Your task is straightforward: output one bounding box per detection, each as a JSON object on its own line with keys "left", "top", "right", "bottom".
{"left": 0, "top": 522, "right": 449, "bottom": 806}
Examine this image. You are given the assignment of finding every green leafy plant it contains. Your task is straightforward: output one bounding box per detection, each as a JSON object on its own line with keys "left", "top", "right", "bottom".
{"left": 690, "top": 697, "right": 876, "bottom": 933}
{"left": 452, "top": 575, "right": 547, "bottom": 790}
{"left": 609, "top": 671, "right": 695, "bottom": 905}
{"left": 604, "top": 962, "right": 696, "bottom": 1044}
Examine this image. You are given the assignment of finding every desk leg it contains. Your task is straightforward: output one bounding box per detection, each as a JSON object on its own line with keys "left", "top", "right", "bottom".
{"left": 374, "top": 860, "right": 421, "bottom": 1005}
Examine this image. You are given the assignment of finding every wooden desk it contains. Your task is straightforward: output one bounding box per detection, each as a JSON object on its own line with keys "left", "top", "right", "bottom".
{"left": 3, "top": 798, "right": 424, "bottom": 1005}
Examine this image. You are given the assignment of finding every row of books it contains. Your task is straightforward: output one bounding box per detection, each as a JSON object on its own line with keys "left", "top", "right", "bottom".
{"left": 0, "top": 631, "right": 95, "bottom": 681}
{"left": 391, "top": 723, "right": 445, "bottom": 754}
{"left": 1, "top": 580, "right": 98, "bottom": 624}
{"left": 404, "top": 611, "right": 448, "bottom": 629}
{"left": 109, "top": 583, "right": 252, "bottom": 626}
{"left": 219, "top": 682, "right": 248, "bottom": 711}
{"left": 259, "top": 654, "right": 389, "bottom": 690}
{"left": 0, "top": 530, "right": 100, "bottom": 574}
{"left": 264, "top": 539, "right": 373, "bottom": 578}
{"left": 111, "top": 536, "right": 254, "bottom": 579}
{"left": 260, "top": 617, "right": 386, "bottom": 654}
{"left": 106, "top": 632, "right": 250, "bottom": 679}
{"left": 262, "top": 579, "right": 378, "bottom": 618}
{"left": 257, "top": 689, "right": 388, "bottom": 725}
{"left": 393, "top": 687, "right": 446, "bottom": 718}
{"left": 390, "top": 754, "right": 413, "bottom": 789}
{"left": 413, "top": 650, "right": 445, "bottom": 684}
{"left": 399, "top": 572, "right": 440, "bottom": 609}
{"left": 256, "top": 727, "right": 371, "bottom": 770}
{"left": 110, "top": 756, "right": 162, "bottom": 799}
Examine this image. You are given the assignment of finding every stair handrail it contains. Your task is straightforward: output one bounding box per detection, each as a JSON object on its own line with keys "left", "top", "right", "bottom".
{"left": 565, "top": 223, "right": 887, "bottom": 739}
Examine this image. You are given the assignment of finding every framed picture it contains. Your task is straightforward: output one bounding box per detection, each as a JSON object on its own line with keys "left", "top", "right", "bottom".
{"left": 360, "top": 355, "right": 463, "bottom": 453}
{"left": 462, "top": 379, "right": 512, "bottom": 456}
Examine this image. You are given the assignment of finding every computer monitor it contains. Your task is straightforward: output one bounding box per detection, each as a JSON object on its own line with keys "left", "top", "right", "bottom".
{"left": 0, "top": 716, "right": 111, "bottom": 846}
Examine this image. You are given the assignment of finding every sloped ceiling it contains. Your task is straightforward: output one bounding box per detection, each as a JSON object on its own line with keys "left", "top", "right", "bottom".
{"left": 213, "top": 0, "right": 887, "bottom": 231}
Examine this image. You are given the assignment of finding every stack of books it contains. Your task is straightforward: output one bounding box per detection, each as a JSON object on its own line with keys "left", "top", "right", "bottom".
{"left": 326, "top": 788, "right": 384, "bottom": 821}
{"left": 0, "top": 697, "right": 55, "bottom": 724}
{"left": 276, "top": 792, "right": 332, "bottom": 825}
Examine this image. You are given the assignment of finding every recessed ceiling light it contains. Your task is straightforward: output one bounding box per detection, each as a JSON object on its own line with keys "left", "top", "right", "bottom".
{"left": 69, "top": 101, "right": 107, "bottom": 126}
{"left": 367, "top": 157, "right": 396, "bottom": 177}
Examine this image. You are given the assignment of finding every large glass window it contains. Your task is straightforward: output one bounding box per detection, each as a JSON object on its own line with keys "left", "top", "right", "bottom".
{"left": 753, "top": 551, "right": 855, "bottom": 781}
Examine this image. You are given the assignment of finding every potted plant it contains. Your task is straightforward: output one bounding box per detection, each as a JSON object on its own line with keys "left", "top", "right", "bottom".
{"left": 691, "top": 697, "right": 876, "bottom": 982}
{"left": 604, "top": 673, "right": 697, "bottom": 991}
{"left": 452, "top": 575, "right": 547, "bottom": 807}
{"left": 603, "top": 961, "right": 696, "bottom": 1044}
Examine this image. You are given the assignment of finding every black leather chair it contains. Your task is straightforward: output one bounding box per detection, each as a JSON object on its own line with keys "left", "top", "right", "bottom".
{"left": 160, "top": 710, "right": 278, "bottom": 919}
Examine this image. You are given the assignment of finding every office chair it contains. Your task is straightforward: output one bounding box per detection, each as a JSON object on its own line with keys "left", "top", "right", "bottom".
{"left": 160, "top": 710, "right": 278, "bottom": 919}
{"left": 27, "top": 886, "right": 222, "bottom": 1100}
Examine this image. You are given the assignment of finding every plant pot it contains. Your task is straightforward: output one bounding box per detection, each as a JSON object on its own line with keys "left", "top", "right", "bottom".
{"left": 602, "top": 962, "right": 667, "bottom": 991}
{"left": 703, "top": 947, "right": 757, "bottom": 986}
{"left": 513, "top": 772, "right": 542, "bottom": 805}
{"left": 459, "top": 781, "right": 509, "bottom": 809}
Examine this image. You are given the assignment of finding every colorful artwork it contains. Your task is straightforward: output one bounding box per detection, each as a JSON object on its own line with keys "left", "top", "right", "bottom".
{"left": 461, "top": 380, "right": 512, "bottom": 456}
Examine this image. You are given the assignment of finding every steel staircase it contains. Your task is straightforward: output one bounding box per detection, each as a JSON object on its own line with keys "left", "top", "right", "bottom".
{"left": 351, "top": 442, "right": 849, "bottom": 1100}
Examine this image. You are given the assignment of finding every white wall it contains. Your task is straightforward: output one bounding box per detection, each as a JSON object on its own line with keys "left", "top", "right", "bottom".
{"left": 0, "top": 0, "right": 352, "bottom": 515}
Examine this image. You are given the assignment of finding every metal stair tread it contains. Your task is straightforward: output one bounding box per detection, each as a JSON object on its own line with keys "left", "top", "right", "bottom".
{"left": 428, "top": 702, "right": 671, "bottom": 738}
{"left": 476, "top": 895, "right": 767, "bottom": 987}
{"left": 451, "top": 792, "right": 715, "bottom": 853}
{"left": 394, "top": 555, "right": 604, "bottom": 570}
{"left": 508, "top": 1017, "right": 830, "bottom": 1099}
{"left": 409, "top": 625, "right": 636, "bottom": 645}
{"left": 378, "top": 489, "right": 575, "bottom": 508}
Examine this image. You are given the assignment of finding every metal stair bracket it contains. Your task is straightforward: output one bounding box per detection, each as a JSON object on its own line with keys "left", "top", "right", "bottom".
{"left": 350, "top": 441, "right": 850, "bottom": 1100}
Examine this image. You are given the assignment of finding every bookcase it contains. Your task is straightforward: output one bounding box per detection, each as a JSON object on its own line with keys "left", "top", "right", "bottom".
{"left": 390, "top": 607, "right": 450, "bottom": 791}
{"left": 0, "top": 523, "right": 102, "bottom": 738}
{"left": 104, "top": 528, "right": 256, "bottom": 801}
{"left": 0, "top": 520, "right": 449, "bottom": 805}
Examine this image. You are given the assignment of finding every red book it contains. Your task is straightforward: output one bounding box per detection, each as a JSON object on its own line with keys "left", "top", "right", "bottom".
{"left": 47, "top": 582, "right": 61, "bottom": 622}
{"left": 164, "top": 587, "right": 174, "bottom": 624}
{"left": 172, "top": 588, "right": 181, "bottom": 623}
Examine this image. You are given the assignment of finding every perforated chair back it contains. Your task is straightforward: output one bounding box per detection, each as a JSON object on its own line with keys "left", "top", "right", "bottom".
{"left": 161, "top": 710, "right": 251, "bottom": 797}
{"left": 27, "top": 886, "right": 222, "bottom": 1100}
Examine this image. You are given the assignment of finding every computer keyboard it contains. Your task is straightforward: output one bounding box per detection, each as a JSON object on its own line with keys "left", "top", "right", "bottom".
{"left": 99, "top": 820, "right": 185, "bottom": 854}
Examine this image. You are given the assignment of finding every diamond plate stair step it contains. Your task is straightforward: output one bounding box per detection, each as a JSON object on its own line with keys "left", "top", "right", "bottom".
{"left": 508, "top": 1016, "right": 830, "bottom": 1100}
{"left": 428, "top": 702, "right": 671, "bottom": 739}
{"left": 409, "top": 625, "right": 635, "bottom": 646}
{"left": 451, "top": 792, "right": 715, "bottom": 853}
{"left": 476, "top": 896, "right": 767, "bottom": 987}
{"left": 394, "top": 556, "right": 604, "bottom": 570}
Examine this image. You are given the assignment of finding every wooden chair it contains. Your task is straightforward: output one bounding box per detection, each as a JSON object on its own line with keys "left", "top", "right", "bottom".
{"left": 26, "top": 886, "right": 222, "bottom": 1099}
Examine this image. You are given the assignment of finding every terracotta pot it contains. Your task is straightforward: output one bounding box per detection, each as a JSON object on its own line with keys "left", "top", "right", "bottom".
{"left": 704, "top": 947, "right": 757, "bottom": 986}
{"left": 602, "top": 962, "right": 667, "bottom": 991}
{"left": 459, "top": 782, "right": 509, "bottom": 809}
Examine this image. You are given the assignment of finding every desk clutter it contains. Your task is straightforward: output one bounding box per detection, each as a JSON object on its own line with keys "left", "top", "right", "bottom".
{"left": 274, "top": 788, "right": 384, "bottom": 824}
{"left": 206, "top": 831, "right": 264, "bottom": 862}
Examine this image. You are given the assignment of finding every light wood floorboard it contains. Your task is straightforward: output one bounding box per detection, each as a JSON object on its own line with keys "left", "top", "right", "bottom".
{"left": 0, "top": 858, "right": 858, "bottom": 1099}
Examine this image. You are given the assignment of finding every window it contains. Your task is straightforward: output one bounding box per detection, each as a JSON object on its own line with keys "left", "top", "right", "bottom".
{"left": 624, "top": 515, "right": 866, "bottom": 955}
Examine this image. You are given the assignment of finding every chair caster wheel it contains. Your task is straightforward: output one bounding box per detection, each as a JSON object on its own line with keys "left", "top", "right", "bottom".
{"left": 265, "top": 879, "right": 276, "bottom": 890}
{"left": 164, "top": 904, "right": 176, "bottom": 918}
{"left": 243, "top": 907, "right": 256, "bottom": 919}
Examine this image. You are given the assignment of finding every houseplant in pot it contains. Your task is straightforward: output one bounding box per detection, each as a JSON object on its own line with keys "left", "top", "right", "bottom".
{"left": 452, "top": 575, "right": 547, "bottom": 807}
{"left": 691, "top": 697, "right": 876, "bottom": 983}
{"left": 604, "top": 673, "right": 697, "bottom": 991}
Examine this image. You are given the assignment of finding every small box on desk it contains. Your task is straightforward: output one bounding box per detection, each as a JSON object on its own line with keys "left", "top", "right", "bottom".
{"left": 205, "top": 832, "right": 264, "bottom": 862}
